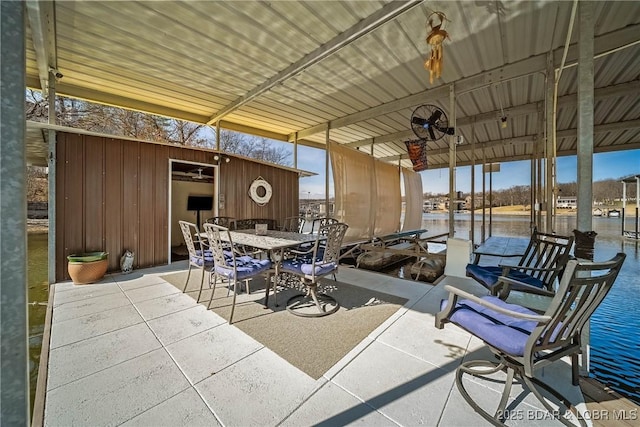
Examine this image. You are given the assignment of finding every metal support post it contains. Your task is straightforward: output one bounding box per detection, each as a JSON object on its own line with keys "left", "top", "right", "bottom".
{"left": 215, "top": 121, "right": 221, "bottom": 151}
{"left": 622, "top": 181, "right": 627, "bottom": 237}
{"left": 1, "top": 1, "right": 29, "bottom": 423}
{"left": 470, "top": 124, "right": 475, "bottom": 244}
{"left": 325, "top": 125, "right": 331, "bottom": 217}
{"left": 293, "top": 132, "right": 298, "bottom": 169}
{"left": 481, "top": 148, "right": 486, "bottom": 243}
{"left": 489, "top": 168, "right": 493, "bottom": 237}
{"left": 545, "top": 53, "right": 555, "bottom": 233}
{"left": 576, "top": 0, "right": 595, "bottom": 378}
{"left": 48, "top": 70, "right": 57, "bottom": 284}
{"left": 448, "top": 84, "right": 456, "bottom": 237}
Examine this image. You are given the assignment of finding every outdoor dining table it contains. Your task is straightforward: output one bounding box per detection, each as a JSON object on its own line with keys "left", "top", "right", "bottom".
{"left": 199, "top": 229, "right": 324, "bottom": 304}
{"left": 228, "top": 229, "right": 320, "bottom": 251}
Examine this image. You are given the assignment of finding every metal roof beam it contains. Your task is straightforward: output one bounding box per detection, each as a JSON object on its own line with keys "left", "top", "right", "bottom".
{"left": 379, "top": 135, "right": 536, "bottom": 162}
{"left": 425, "top": 141, "right": 640, "bottom": 170}
{"left": 346, "top": 79, "right": 640, "bottom": 149}
{"left": 348, "top": 130, "right": 414, "bottom": 148}
{"left": 295, "top": 24, "right": 640, "bottom": 139}
{"left": 206, "top": 0, "right": 423, "bottom": 125}
{"left": 28, "top": 77, "right": 328, "bottom": 151}
{"left": 556, "top": 119, "right": 640, "bottom": 138}
{"left": 25, "top": 0, "right": 57, "bottom": 94}
{"left": 379, "top": 119, "right": 640, "bottom": 162}
{"left": 294, "top": 85, "right": 450, "bottom": 141}
{"left": 32, "top": 79, "right": 213, "bottom": 123}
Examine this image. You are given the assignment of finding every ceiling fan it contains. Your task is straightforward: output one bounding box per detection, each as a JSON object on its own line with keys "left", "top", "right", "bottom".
{"left": 193, "top": 168, "right": 205, "bottom": 179}
{"left": 172, "top": 167, "right": 212, "bottom": 181}
{"left": 410, "top": 104, "right": 455, "bottom": 141}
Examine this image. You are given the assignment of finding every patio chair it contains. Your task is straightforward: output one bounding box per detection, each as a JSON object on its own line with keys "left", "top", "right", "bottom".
{"left": 235, "top": 218, "right": 278, "bottom": 230}
{"left": 466, "top": 229, "right": 574, "bottom": 299}
{"left": 202, "top": 223, "right": 272, "bottom": 324}
{"left": 205, "top": 216, "right": 236, "bottom": 230}
{"left": 275, "top": 222, "right": 348, "bottom": 317}
{"left": 178, "top": 220, "right": 214, "bottom": 302}
{"left": 281, "top": 216, "right": 306, "bottom": 233}
{"left": 308, "top": 217, "right": 338, "bottom": 234}
{"left": 436, "top": 253, "right": 625, "bottom": 426}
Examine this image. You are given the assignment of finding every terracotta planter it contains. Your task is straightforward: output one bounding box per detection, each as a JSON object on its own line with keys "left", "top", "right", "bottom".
{"left": 67, "top": 252, "right": 109, "bottom": 284}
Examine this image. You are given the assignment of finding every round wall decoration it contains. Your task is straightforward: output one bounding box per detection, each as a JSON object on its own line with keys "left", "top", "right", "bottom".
{"left": 249, "top": 176, "right": 272, "bottom": 206}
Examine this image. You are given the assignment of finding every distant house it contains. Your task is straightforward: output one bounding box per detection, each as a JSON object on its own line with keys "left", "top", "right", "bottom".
{"left": 422, "top": 200, "right": 438, "bottom": 212}
{"left": 557, "top": 196, "right": 577, "bottom": 209}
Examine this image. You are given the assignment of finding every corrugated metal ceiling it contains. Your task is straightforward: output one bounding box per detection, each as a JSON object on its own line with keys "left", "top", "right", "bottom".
{"left": 25, "top": 1, "right": 640, "bottom": 170}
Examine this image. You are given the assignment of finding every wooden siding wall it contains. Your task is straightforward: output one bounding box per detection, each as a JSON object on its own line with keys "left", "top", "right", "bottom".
{"left": 56, "top": 132, "right": 299, "bottom": 280}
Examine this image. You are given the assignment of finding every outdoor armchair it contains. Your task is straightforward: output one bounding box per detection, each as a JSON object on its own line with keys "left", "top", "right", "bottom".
{"left": 281, "top": 216, "right": 306, "bottom": 233}
{"left": 202, "top": 223, "right": 272, "bottom": 324}
{"left": 205, "top": 216, "right": 237, "bottom": 230}
{"left": 308, "top": 217, "right": 339, "bottom": 234}
{"left": 436, "top": 253, "right": 626, "bottom": 426}
{"left": 466, "top": 229, "right": 574, "bottom": 299}
{"left": 275, "top": 222, "right": 348, "bottom": 317}
{"left": 234, "top": 218, "right": 278, "bottom": 230}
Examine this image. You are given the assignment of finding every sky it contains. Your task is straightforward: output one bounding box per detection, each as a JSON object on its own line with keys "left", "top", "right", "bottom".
{"left": 292, "top": 145, "right": 640, "bottom": 199}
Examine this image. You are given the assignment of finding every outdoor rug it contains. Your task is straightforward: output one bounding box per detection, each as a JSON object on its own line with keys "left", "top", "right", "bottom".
{"left": 161, "top": 270, "right": 408, "bottom": 379}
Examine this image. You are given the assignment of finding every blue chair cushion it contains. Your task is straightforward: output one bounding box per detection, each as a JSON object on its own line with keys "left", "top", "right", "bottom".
{"left": 222, "top": 250, "right": 254, "bottom": 264}
{"left": 195, "top": 249, "right": 213, "bottom": 259}
{"left": 281, "top": 258, "right": 336, "bottom": 277}
{"left": 466, "top": 264, "right": 545, "bottom": 290}
{"left": 215, "top": 257, "right": 272, "bottom": 280}
{"left": 441, "top": 296, "right": 539, "bottom": 356}
{"left": 192, "top": 249, "right": 238, "bottom": 267}
{"left": 190, "top": 250, "right": 214, "bottom": 267}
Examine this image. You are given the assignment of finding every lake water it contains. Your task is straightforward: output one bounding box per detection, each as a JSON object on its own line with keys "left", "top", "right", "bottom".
{"left": 27, "top": 215, "right": 640, "bottom": 407}
{"left": 27, "top": 232, "right": 49, "bottom": 414}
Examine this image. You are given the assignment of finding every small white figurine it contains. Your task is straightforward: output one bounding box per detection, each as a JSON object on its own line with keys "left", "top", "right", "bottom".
{"left": 120, "top": 250, "right": 134, "bottom": 274}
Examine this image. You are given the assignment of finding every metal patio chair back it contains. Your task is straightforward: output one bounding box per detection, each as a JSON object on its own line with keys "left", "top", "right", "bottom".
{"left": 282, "top": 216, "right": 306, "bottom": 233}
{"left": 178, "top": 220, "right": 213, "bottom": 302}
{"left": 466, "top": 228, "right": 575, "bottom": 298}
{"left": 279, "top": 222, "right": 349, "bottom": 317}
{"left": 309, "top": 217, "right": 338, "bottom": 235}
{"left": 205, "top": 216, "right": 237, "bottom": 230}
{"left": 202, "top": 223, "right": 272, "bottom": 324}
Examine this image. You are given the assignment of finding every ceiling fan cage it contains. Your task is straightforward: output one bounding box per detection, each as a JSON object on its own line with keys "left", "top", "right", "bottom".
{"left": 410, "top": 104, "right": 454, "bottom": 141}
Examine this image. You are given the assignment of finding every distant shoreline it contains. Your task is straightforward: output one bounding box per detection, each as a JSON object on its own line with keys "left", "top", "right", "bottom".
{"left": 425, "top": 205, "right": 638, "bottom": 216}
{"left": 27, "top": 205, "right": 638, "bottom": 233}
{"left": 27, "top": 219, "right": 48, "bottom": 233}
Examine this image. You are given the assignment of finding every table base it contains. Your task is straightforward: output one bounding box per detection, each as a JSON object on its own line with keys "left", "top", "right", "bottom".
{"left": 286, "top": 290, "right": 339, "bottom": 317}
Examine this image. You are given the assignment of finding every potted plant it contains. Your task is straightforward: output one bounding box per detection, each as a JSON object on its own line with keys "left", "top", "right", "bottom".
{"left": 67, "top": 251, "right": 109, "bottom": 284}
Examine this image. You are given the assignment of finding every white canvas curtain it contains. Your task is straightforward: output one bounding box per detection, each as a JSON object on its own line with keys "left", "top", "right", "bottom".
{"left": 402, "top": 168, "right": 423, "bottom": 231}
{"left": 330, "top": 142, "right": 375, "bottom": 240}
{"left": 330, "top": 141, "right": 401, "bottom": 240}
{"left": 374, "top": 160, "right": 401, "bottom": 236}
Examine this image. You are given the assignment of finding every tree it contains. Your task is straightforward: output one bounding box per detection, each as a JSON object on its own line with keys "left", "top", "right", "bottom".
{"left": 25, "top": 90, "right": 48, "bottom": 122}
{"left": 217, "top": 131, "right": 291, "bottom": 166}
{"left": 26, "top": 90, "right": 296, "bottom": 167}
{"left": 26, "top": 166, "right": 48, "bottom": 202}
{"left": 166, "top": 120, "right": 207, "bottom": 146}
{"left": 250, "top": 137, "right": 291, "bottom": 165}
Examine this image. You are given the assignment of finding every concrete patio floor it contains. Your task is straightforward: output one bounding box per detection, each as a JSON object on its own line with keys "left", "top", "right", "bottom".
{"left": 42, "top": 262, "right": 588, "bottom": 426}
